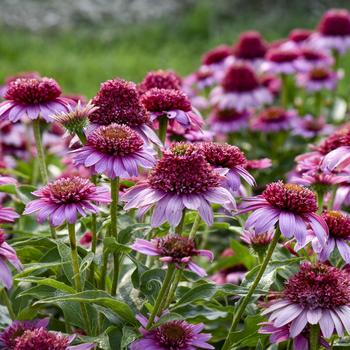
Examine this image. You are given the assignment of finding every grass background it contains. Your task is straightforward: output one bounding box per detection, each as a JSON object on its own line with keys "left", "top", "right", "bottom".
{"left": 1, "top": 1, "right": 350, "bottom": 98}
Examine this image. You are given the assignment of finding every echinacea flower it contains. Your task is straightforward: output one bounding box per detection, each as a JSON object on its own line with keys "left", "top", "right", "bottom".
{"left": 88, "top": 78, "right": 160, "bottom": 145}
{"left": 0, "top": 71, "right": 40, "bottom": 98}
{"left": 201, "top": 45, "right": 233, "bottom": 70}
{"left": 138, "top": 70, "right": 182, "bottom": 95}
{"left": 318, "top": 210, "right": 350, "bottom": 263}
{"left": 297, "top": 67, "right": 341, "bottom": 92}
{"left": 0, "top": 230, "right": 22, "bottom": 289}
{"left": 333, "top": 181, "right": 350, "bottom": 210}
{"left": 208, "top": 108, "right": 250, "bottom": 133}
{"left": 241, "top": 227, "right": 274, "bottom": 250}
{"left": 232, "top": 31, "right": 268, "bottom": 67}
{"left": 239, "top": 181, "right": 328, "bottom": 247}
{"left": 0, "top": 205, "right": 19, "bottom": 224}
{"left": 141, "top": 88, "right": 203, "bottom": 132}
{"left": 292, "top": 115, "right": 333, "bottom": 138}
{"left": 24, "top": 177, "right": 111, "bottom": 226}
{"left": 79, "top": 231, "right": 93, "bottom": 247}
{"left": 131, "top": 315, "right": 214, "bottom": 350}
{"left": 184, "top": 67, "right": 217, "bottom": 91}
{"left": 295, "top": 48, "right": 333, "bottom": 72}
{"left": 311, "top": 9, "right": 350, "bottom": 54}
{"left": 260, "top": 73, "right": 281, "bottom": 97}
{"left": 263, "top": 48, "right": 300, "bottom": 75}
{"left": 71, "top": 124, "right": 156, "bottom": 179}
{"left": 261, "top": 262, "right": 350, "bottom": 339}
{"left": 251, "top": 107, "right": 295, "bottom": 132}
{"left": 0, "top": 77, "right": 72, "bottom": 123}
{"left": 131, "top": 234, "right": 213, "bottom": 277}
{"left": 200, "top": 142, "right": 255, "bottom": 192}
{"left": 210, "top": 64, "right": 273, "bottom": 111}
{"left": 0, "top": 318, "right": 49, "bottom": 349}
{"left": 121, "top": 143, "right": 235, "bottom": 227}
{"left": 286, "top": 28, "right": 313, "bottom": 48}
{"left": 13, "top": 327, "right": 95, "bottom": 350}
{"left": 245, "top": 158, "right": 272, "bottom": 170}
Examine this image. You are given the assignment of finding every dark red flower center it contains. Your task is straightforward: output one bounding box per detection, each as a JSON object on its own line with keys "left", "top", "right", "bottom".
{"left": 215, "top": 108, "right": 247, "bottom": 122}
{"left": 322, "top": 210, "right": 350, "bottom": 240}
{"left": 262, "top": 181, "right": 318, "bottom": 214}
{"left": 43, "top": 177, "right": 95, "bottom": 204}
{"left": 5, "top": 78, "right": 61, "bottom": 104}
{"left": 309, "top": 67, "right": 331, "bottom": 81}
{"left": 87, "top": 124, "right": 143, "bottom": 156}
{"left": 301, "top": 49, "right": 327, "bottom": 62}
{"left": 233, "top": 31, "right": 268, "bottom": 59}
{"left": 303, "top": 118, "right": 324, "bottom": 132}
{"left": 267, "top": 49, "right": 299, "bottom": 63}
{"left": 89, "top": 78, "right": 149, "bottom": 127}
{"left": 316, "top": 124, "right": 350, "bottom": 154}
{"left": 148, "top": 147, "right": 220, "bottom": 194}
{"left": 259, "top": 107, "right": 288, "bottom": 123}
{"left": 289, "top": 29, "right": 312, "bottom": 43}
{"left": 284, "top": 262, "right": 350, "bottom": 309}
{"left": 318, "top": 10, "right": 350, "bottom": 36}
{"left": 139, "top": 70, "right": 182, "bottom": 94}
{"left": 222, "top": 65, "right": 259, "bottom": 92}
{"left": 200, "top": 142, "right": 247, "bottom": 168}
{"left": 202, "top": 45, "right": 232, "bottom": 65}
{"left": 154, "top": 321, "right": 194, "bottom": 348}
{"left": 141, "top": 88, "right": 191, "bottom": 113}
{"left": 157, "top": 235, "right": 196, "bottom": 260}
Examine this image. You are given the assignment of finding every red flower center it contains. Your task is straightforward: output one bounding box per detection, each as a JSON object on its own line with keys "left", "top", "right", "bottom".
{"left": 89, "top": 78, "right": 149, "bottom": 127}
{"left": 301, "top": 48, "right": 327, "bottom": 62}
{"left": 288, "top": 29, "right": 312, "bottom": 43}
{"left": 309, "top": 67, "right": 331, "bottom": 81}
{"left": 43, "top": 177, "right": 95, "bottom": 204}
{"left": 157, "top": 235, "right": 196, "bottom": 261}
{"left": 5, "top": 78, "right": 61, "bottom": 104}
{"left": 259, "top": 107, "right": 288, "bottom": 123}
{"left": 139, "top": 70, "right": 181, "bottom": 94}
{"left": 262, "top": 181, "right": 317, "bottom": 214}
{"left": 222, "top": 65, "right": 259, "bottom": 92}
{"left": 316, "top": 124, "right": 350, "bottom": 154}
{"left": 267, "top": 49, "right": 299, "bottom": 63}
{"left": 202, "top": 45, "right": 232, "bottom": 65}
{"left": 318, "top": 10, "right": 350, "bottom": 36}
{"left": 233, "top": 31, "right": 268, "bottom": 59}
{"left": 284, "top": 262, "right": 350, "bottom": 309}
{"left": 148, "top": 146, "right": 220, "bottom": 194}
{"left": 154, "top": 321, "right": 194, "bottom": 348}
{"left": 322, "top": 210, "right": 350, "bottom": 240}
{"left": 87, "top": 124, "right": 143, "bottom": 156}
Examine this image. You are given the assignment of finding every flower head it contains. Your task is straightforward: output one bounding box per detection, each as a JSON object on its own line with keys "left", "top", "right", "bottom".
{"left": 222, "top": 65, "right": 259, "bottom": 93}
{"left": 251, "top": 107, "right": 295, "bottom": 132}
{"left": 202, "top": 45, "right": 232, "bottom": 66}
{"left": 138, "top": 70, "right": 182, "bottom": 94}
{"left": 0, "top": 205, "right": 19, "bottom": 224}
{"left": 262, "top": 262, "right": 350, "bottom": 339}
{"left": 297, "top": 67, "right": 340, "bottom": 92}
{"left": 208, "top": 108, "right": 250, "bottom": 133}
{"left": 131, "top": 234, "right": 213, "bottom": 277}
{"left": 122, "top": 143, "right": 235, "bottom": 226}
{"left": 264, "top": 48, "right": 300, "bottom": 74}
{"left": 233, "top": 31, "right": 268, "bottom": 61}
{"left": 72, "top": 124, "right": 156, "bottom": 178}
{"left": 292, "top": 115, "right": 333, "bottom": 138}
{"left": 24, "top": 177, "right": 111, "bottom": 226}
{"left": 0, "top": 72, "right": 40, "bottom": 98}
{"left": 0, "top": 77, "right": 71, "bottom": 123}
{"left": 241, "top": 228, "right": 274, "bottom": 251}
{"left": 288, "top": 29, "right": 313, "bottom": 44}
{"left": 131, "top": 315, "right": 214, "bottom": 350}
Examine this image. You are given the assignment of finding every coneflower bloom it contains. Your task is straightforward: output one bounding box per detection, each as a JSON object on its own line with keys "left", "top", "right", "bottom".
{"left": 138, "top": 70, "right": 182, "bottom": 95}
{"left": 251, "top": 107, "right": 295, "bottom": 132}
{"left": 318, "top": 211, "right": 350, "bottom": 263}
{"left": 233, "top": 31, "right": 268, "bottom": 67}
{"left": 241, "top": 227, "right": 274, "bottom": 249}
{"left": 24, "top": 177, "right": 111, "bottom": 226}
{"left": 333, "top": 181, "right": 350, "bottom": 210}
{"left": 131, "top": 315, "right": 214, "bottom": 350}
{"left": 0, "top": 205, "right": 19, "bottom": 223}
{"left": 295, "top": 48, "right": 333, "bottom": 72}
{"left": 208, "top": 108, "right": 250, "bottom": 133}
{"left": 261, "top": 262, "right": 350, "bottom": 339}
{"left": 239, "top": 181, "right": 328, "bottom": 247}
{"left": 263, "top": 48, "right": 300, "bottom": 75}
{"left": 141, "top": 88, "right": 203, "bottom": 132}
{"left": 210, "top": 64, "right": 273, "bottom": 112}
{"left": 71, "top": 124, "right": 156, "bottom": 179}
{"left": 13, "top": 327, "right": 95, "bottom": 350}
{"left": 88, "top": 78, "right": 160, "bottom": 145}
{"left": 200, "top": 142, "right": 255, "bottom": 192}
{"left": 0, "top": 319, "right": 49, "bottom": 349}
{"left": 0, "top": 71, "right": 40, "bottom": 98}
{"left": 285, "top": 28, "right": 313, "bottom": 49}
{"left": 245, "top": 158, "right": 272, "bottom": 170}
{"left": 297, "top": 67, "right": 341, "bottom": 92}
{"left": 201, "top": 45, "right": 233, "bottom": 70}
{"left": 311, "top": 9, "right": 350, "bottom": 54}
{"left": 0, "top": 230, "right": 22, "bottom": 289}
{"left": 292, "top": 115, "right": 333, "bottom": 138}
{"left": 131, "top": 234, "right": 213, "bottom": 277}
{"left": 121, "top": 143, "right": 235, "bottom": 227}
{"left": 0, "top": 77, "right": 72, "bottom": 123}
{"left": 260, "top": 73, "right": 282, "bottom": 97}
{"left": 184, "top": 67, "right": 217, "bottom": 91}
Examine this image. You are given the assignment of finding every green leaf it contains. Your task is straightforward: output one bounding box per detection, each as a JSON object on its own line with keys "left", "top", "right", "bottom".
{"left": 121, "top": 326, "right": 138, "bottom": 348}
{"left": 16, "top": 277, "right": 76, "bottom": 294}
{"left": 103, "top": 237, "right": 132, "bottom": 254}
{"left": 174, "top": 283, "right": 217, "bottom": 309}
{"left": 140, "top": 269, "right": 165, "bottom": 302}
{"left": 0, "top": 184, "right": 17, "bottom": 194}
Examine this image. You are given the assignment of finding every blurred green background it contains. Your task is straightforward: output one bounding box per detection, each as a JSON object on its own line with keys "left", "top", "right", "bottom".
{"left": 1, "top": 0, "right": 350, "bottom": 97}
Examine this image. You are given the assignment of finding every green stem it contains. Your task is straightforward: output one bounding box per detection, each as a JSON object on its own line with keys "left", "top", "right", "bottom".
{"left": 158, "top": 116, "right": 168, "bottom": 145}
{"left": 1, "top": 289, "right": 15, "bottom": 320}
{"left": 189, "top": 214, "right": 201, "bottom": 240}
{"left": 222, "top": 229, "right": 281, "bottom": 350}
{"left": 162, "top": 269, "right": 182, "bottom": 309}
{"left": 314, "top": 91, "right": 322, "bottom": 116}
{"left": 281, "top": 74, "right": 289, "bottom": 108}
{"left": 146, "top": 264, "right": 176, "bottom": 329}
{"left": 175, "top": 210, "right": 186, "bottom": 235}
{"left": 110, "top": 177, "right": 120, "bottom": 296}
{"left": 88, "top": 213, "right": 97, "bottom": 283}
{"left": 67, "top": 223, "right": 90, "bottom": 334}
{"left": 309, "top": 324, "right": 320, "bottom": 350}
{"left": 76, "top": 130, "right": 87, "bottom": 144}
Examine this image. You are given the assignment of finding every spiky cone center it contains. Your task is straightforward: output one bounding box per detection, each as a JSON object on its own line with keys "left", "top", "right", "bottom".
{"left": 234, "top": 31, "right": 267, "bottom": 59}
{"left": 141, "top": 88, "right": 192, "bottom": 112}
{"left": 259, "top": 107, "right": 289, "bottom": 123}
{"left": 200, "top": 142, "right": 247, "bottom": 168}
{"left": 309, "top": 67, "right": 332, "bottom": 81}
{"left": 87, "top": 124, "right": 143, "bottom": 156}
{"left": 318, "top": 10, "right": 350, "bottom": 36}
{"left": 221, "top": 65, "right": 259, "bottom": 92}
{"left": 267, "top": 49, "right": 299, "bottom": 63}
{"left": 139, "top": 70, "right": 182, "bottom": 92}
{"left": 5, "top": 77, "right": 61, "bottom": 104}
{"left": 202, "top": 45, "right": 232, "bottom": 65}
{"left": 322, "top": 210, "right": 350, "bottom": 240}
{"left": 42, "top": 177, "right": 96, "bottom": 204}
{"left": 301, "top": 48, "right": 327, "bottom": 62}
{"left": 157, "top": 235, "right": 196, "bottom": 261}
{"left": 284, "top": 262, "right": 350, "bottom": 309}
{"left": 317, "top": 124, "right": 350, "bottom": 154}
{"left": 262, "top": 181, "right": 318, "bottom": 214}
{"left": 214, "top": 108, "right": 247, "bottom": 121}
{"left": 289, "top": 29, "right": 312, "bottom": 43}
{"left": 148, "top": 149, "right": 220, "bottom": 195}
